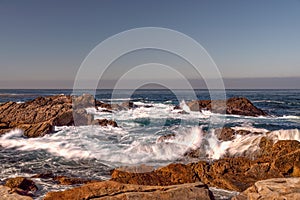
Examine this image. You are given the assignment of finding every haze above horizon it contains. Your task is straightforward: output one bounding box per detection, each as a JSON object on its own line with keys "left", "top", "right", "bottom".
{"left": 0, "top": 0, "right": 299, "bottom": 89}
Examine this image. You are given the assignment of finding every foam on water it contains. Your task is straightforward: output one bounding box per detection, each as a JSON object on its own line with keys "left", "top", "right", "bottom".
{"left": 206, "top": 128, "right": 300, "bottom": 160}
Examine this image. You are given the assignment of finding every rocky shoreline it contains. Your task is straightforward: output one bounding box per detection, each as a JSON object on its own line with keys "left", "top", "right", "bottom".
{"left": 0, "top": 94, "right": 299, "bottom": 199}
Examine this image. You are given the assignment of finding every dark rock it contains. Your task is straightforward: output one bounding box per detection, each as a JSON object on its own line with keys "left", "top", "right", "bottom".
{"left": 187, "top": 97, "right": 267, "bottom": 116}
{"left": 120, "top": 101, "right": 137, "bottom": 109}
{"left": 91, "top": 119, "right": 118, "bottom": 127}
{"left": 156, "top": 133, "right": 176, "bottom": 143}
{"left": 173, "top": 105, "right": 181, "bottom": 110}
{"left": 31, "top": 173, "right": 54, "bottom": 179}
{"left": 4, "top": 177, "right": 37, "bottom": 196}
{"left": 52, "top": 176, "right": 96, "bottom": 185}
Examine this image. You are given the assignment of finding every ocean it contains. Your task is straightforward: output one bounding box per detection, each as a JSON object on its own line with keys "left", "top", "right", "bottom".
{"left": 0, "top": 89, "right": 299, "bottom": 199}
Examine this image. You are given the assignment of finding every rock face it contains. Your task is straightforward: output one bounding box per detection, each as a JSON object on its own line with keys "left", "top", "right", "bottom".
{"left": 0, "top": 186, "right": 33, "bottom": 200}
{"left": 233, "top": 178, "right": 300, "bottom": 200}
{"left": 111, "top": 140, "right": 300, "bottom": 192}
{"left": 186, "top": 97, "right": 266, "bottom": 116}
{"left": 111, "top": 163, "right": 198, "bottom": 186}
{"left": 0, "top": 94, "right": 118, "bottom": 137}
{"left": 44, "top": 181, "right": 214, "bottom": 200}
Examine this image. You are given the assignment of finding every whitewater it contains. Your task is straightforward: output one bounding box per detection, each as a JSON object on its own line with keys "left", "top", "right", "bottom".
{"left": 0, "top": 89, "right": 299, "bottom": 199}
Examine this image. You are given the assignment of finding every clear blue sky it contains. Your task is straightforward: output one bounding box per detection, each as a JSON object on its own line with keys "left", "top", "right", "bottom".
{"left": 0, "top": 0, "right": 300, "bottom": 88}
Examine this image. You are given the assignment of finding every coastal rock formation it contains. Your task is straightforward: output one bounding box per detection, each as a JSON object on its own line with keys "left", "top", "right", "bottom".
{"left": 44, "top": 181, "right": 214, "bottom": 200}
{"left": 0, "top": 94, "right": 118, "bottom": 137}
{"left": 232, "top": 177, "right": 300, "bottom": 200}
{"left": 4, "top": 177, "right": 37, "bottom": 196}
{"left": 0, "top": 186, "right": 33, "bottom": 200}
{"left": 111, "top": 163, "right": 198, "bottom": 186}
{"left": 185, "top": 97, "right": 267, "bottom": 116}
{"left": 111, "top": 140, "right": 300, "bottom": 192}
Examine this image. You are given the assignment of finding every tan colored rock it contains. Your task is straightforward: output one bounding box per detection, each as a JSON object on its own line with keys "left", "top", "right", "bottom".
{"left": 0, "top": 186, "right": 33, "bottom": 200}
{"left": 44, "top": 181, "right": 214, "bottom": 200}
{"left": 232, "top": 177, "right": 300, "bottom": 200}
{"left": 111, "top": 163, "right": 199, "bottom": 186}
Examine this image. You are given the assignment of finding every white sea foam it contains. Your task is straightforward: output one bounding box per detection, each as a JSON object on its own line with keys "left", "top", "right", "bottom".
{"left": 206, "top": 128, "right": 300, "bottom": 160}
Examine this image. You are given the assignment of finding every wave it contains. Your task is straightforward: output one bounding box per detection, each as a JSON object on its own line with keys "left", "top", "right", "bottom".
{"left": 207, "top": 128, "right": 300, "bottom": 160}
{"left": 252, "top": 100, "right": 285, "bottom": 104}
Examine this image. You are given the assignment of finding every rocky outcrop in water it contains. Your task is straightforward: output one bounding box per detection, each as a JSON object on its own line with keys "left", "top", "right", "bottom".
{"left": 232, "top": 177, "right": 300, "bottom": 200}
{"left": 4, "top": 177, "right": 37, "bottom": 197}
{"left": 185, "top": 97, "right": 267, "bottom": 116}
{"left": 44, "top": 181, "right": 214, "bottom": 200}
{"left": 0, "top": 94, "right": 118, "bottom": 137}
{"left": 111, "top": 140, "right": 300, "bottom": 192}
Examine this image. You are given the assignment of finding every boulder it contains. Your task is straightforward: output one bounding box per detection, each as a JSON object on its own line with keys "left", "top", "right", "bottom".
{"left": 232, "top": 177, "right": 300, "bottom": 200}
{"left": 44, "top": 181, "right": 214, "bottom": 200}
{"left": 4, "top": 177, "right": 37, "bottom": 196}
{"left": 0, "top": 186, "right": 33, "bottom": 200}
{"left": 186, "top": 97, "right": 266, "bottom": 116}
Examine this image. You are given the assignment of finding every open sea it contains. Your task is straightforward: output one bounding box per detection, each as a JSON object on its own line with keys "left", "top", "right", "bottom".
{"left": 0, "top": 89, "right": 299, "bottom": 199}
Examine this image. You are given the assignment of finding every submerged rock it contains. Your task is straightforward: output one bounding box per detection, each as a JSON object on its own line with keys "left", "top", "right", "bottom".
{"left": 0, "top": 94, "right": 118, "bottom": 137}
{"left": 184, "top": 97, "right": 267, "bottom": 116}
{"left": 44, "top": 181, "right": 214, "bottom": 200}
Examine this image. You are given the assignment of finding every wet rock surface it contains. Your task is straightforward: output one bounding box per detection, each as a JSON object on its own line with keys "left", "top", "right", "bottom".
{"left": 4, "top": 177, "right": 37, "bottom": 196}
{"left": 111, "top": 140, "right": 300, "bottom": 192}
{"left": 185, "top": 97, "right": 267, "bottom": 116}
{"left": 43, "top": 181, "right": 214, "bottom": 200}
{"left": 0, "top": 94, "right": 118, "bottom": 137}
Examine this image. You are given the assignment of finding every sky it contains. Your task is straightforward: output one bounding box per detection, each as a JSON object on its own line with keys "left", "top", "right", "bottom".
{"left": 0, "top": 0, "right": 300, "bottom": 89}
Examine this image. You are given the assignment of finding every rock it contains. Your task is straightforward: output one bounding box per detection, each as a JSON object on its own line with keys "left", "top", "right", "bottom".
{"left": 110, "top": 139, "right": 300, "bottom": 192}
{"left": 0, "top": 95, "right": 118, "bottom": 137}
{"left": 52, "top": 176, "right": 96, "bottom": 185}
{"left": 215, "top": 127, "right": 235, "bottom": 141}
{"left": 91, "top": 119, "right": 118, "bottom": 127}
{"left": 31, "top": 173, "right": 54, "bottom": 179}
{"left": 44, "top": 181, "right": 214, "bottom": 200}
{"left": 232, "top": 177, "right": 300, "bottom": 200}
{"left": 31, "top": 173, "right": 98, "bottom": 185}
{"left": 0, "top": 186, "right": 33, "bottom": 200}
{"left": 156, "top": 133, "right": 176, "bottom": 143}
{"left": 111, "top": 163, "right": 199, "bottom": 186}
{"left": 120, "top": 101, "right": 137, "bottom": 109}
{"left": 4, "top": 177, "right": 37, "bottom": 196}
{"left": 187, "top": 97, "right": 266, "bottom": 116}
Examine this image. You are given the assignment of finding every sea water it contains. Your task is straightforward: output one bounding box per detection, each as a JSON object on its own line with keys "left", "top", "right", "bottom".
{"left": 0, "top": 89, "right": 299, "bottom": 199}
